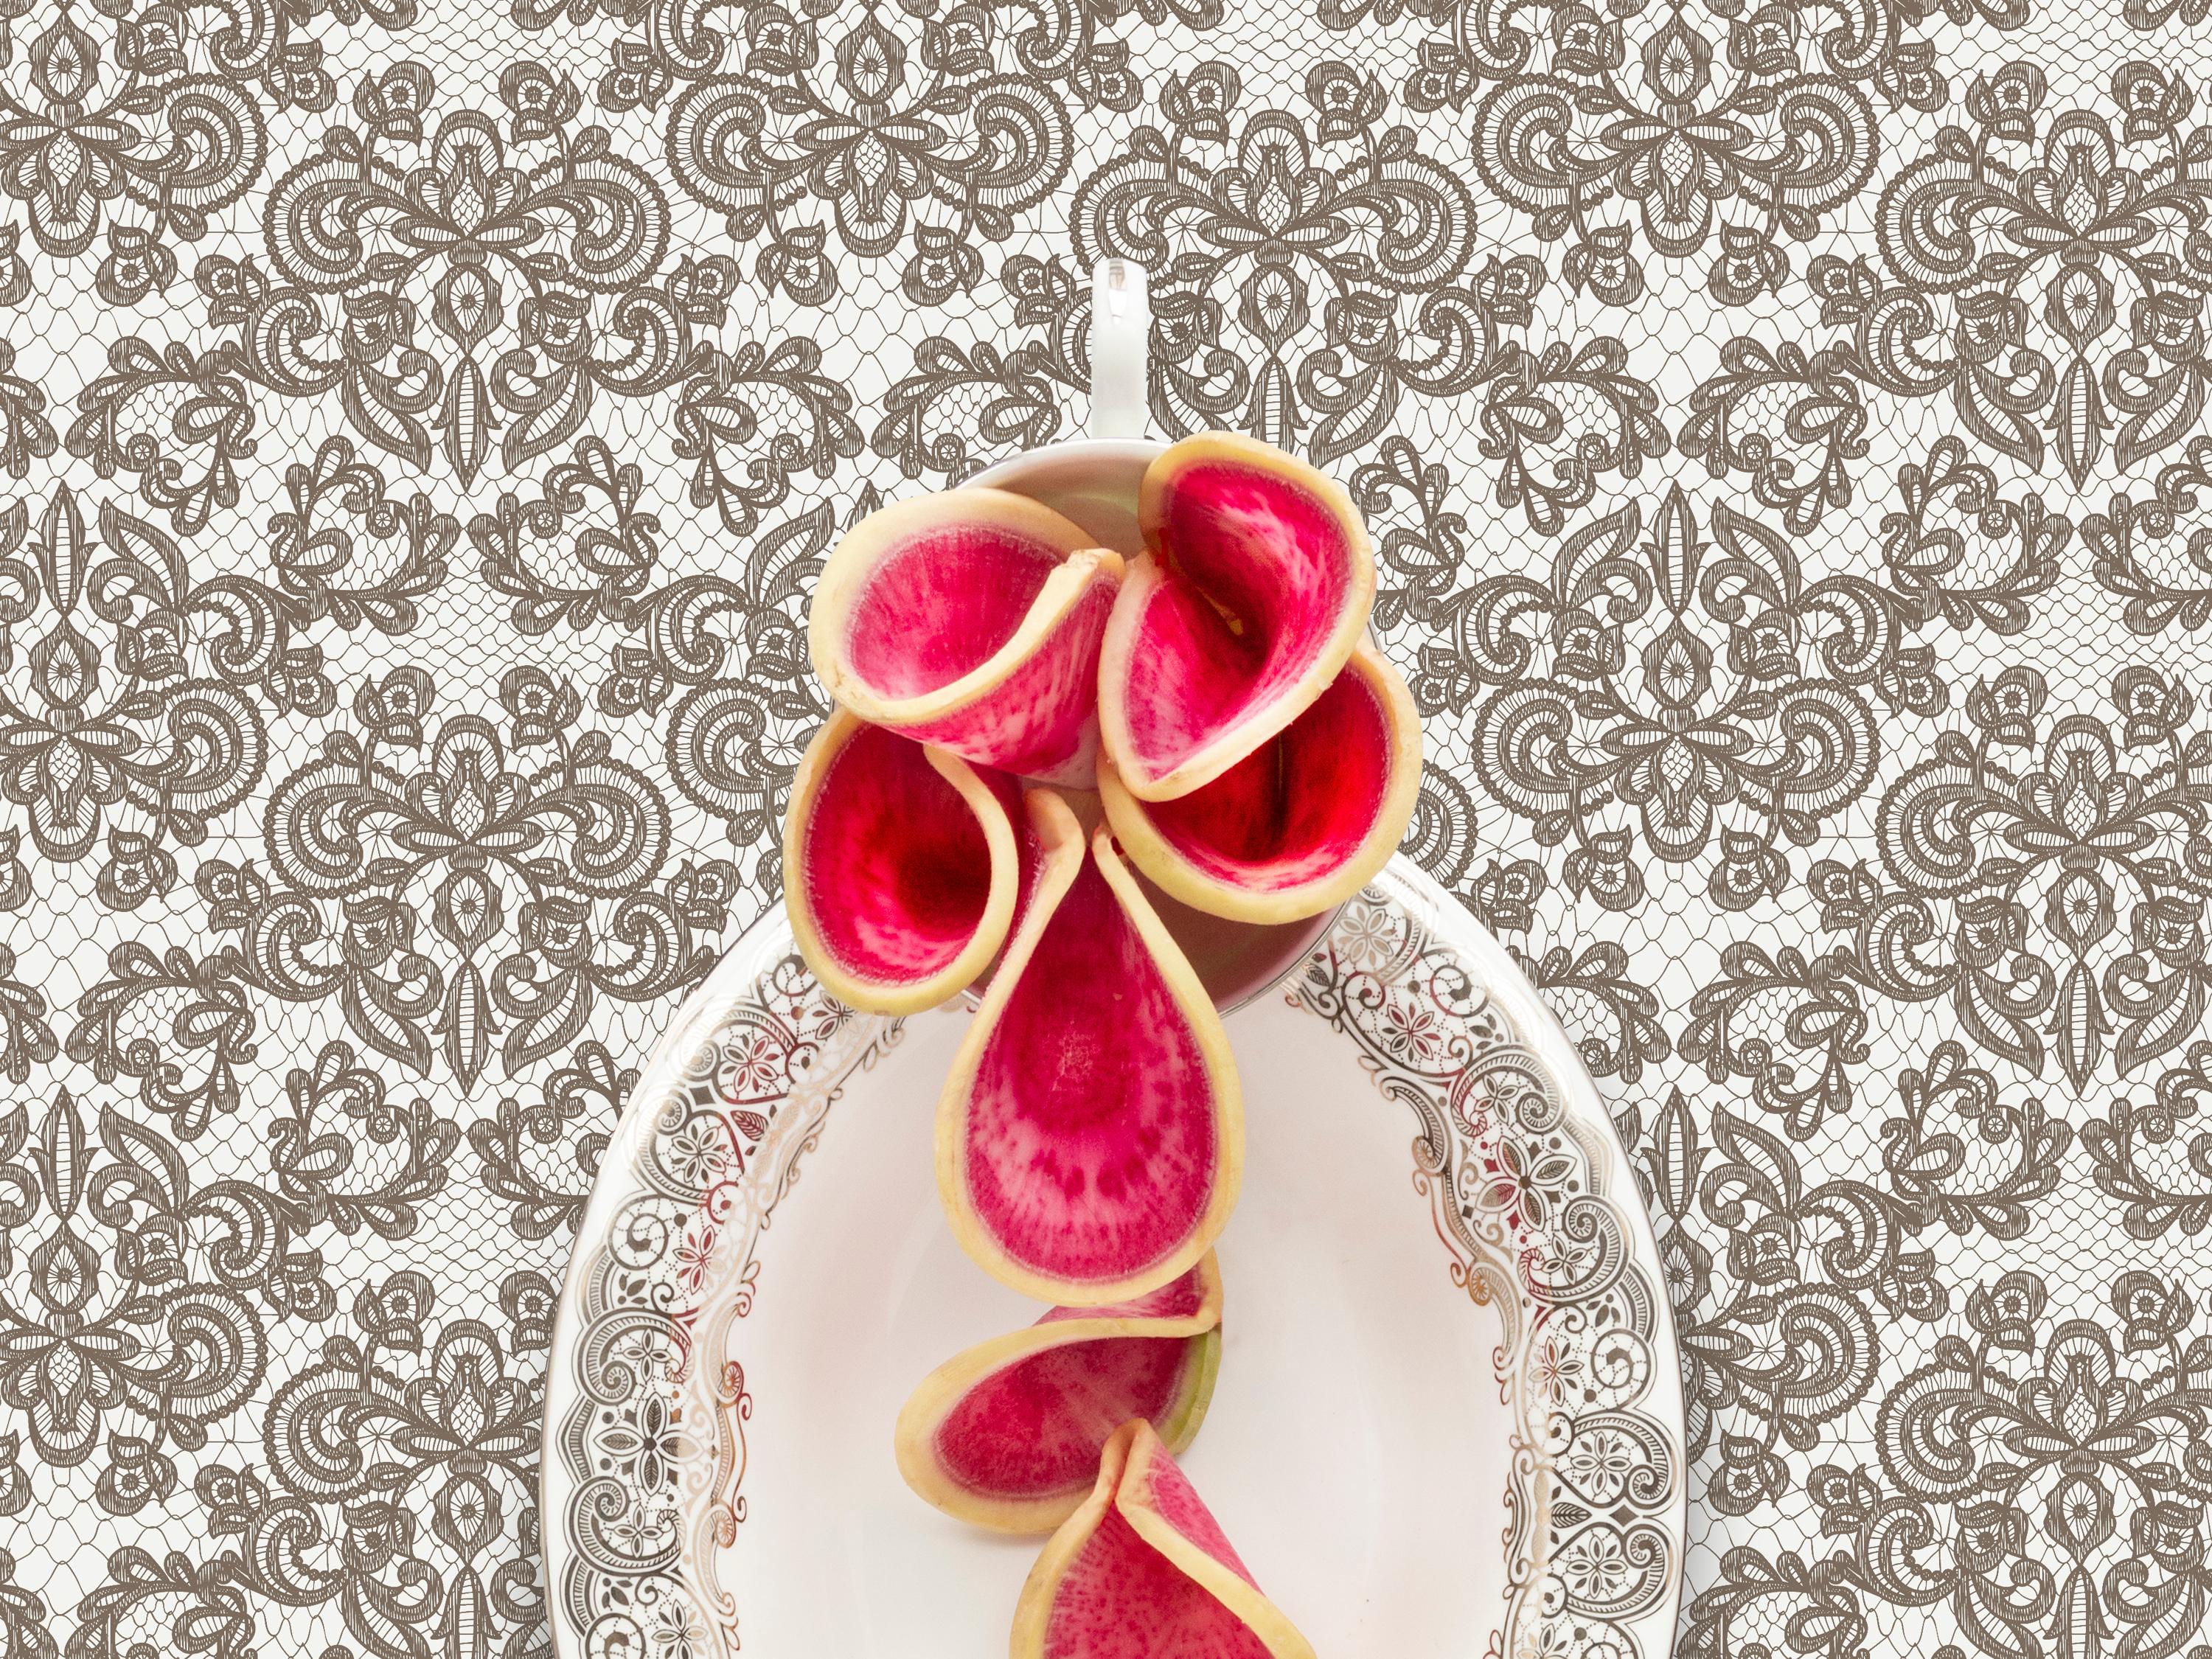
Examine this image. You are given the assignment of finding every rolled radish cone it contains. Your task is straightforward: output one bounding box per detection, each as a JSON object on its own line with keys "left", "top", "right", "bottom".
{"left": 1099, "top": 434, "right": 1375, "bottom": 802}
{"left": 782, "top": 712, "right": 1025, "bottom": 1015}
{"left": 894, "top": 1253, "right": 1224, "bottom": 1533}
{"left": 810, "top": 487, "right": 1124, "bottom": 785}
{"left": 1100, "top": 642, "right": 1422, "bottom": 924}
{"left": 937, "top": 793, "right": 1242, "bottom": 1307}
{"left": 1012, "top": 1419, "right": 1318, "bottom": 1659}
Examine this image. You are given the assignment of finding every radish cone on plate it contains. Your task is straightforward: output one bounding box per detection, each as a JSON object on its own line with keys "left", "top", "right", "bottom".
{"left": 782, "top": 712, "right": 1026, "bottom": 1015}
{"left": 1099, "top": 434, "right": 1374, "bottom": 802}
{"left": 894, "top": 1254, "right": 1224, "bottom": 1533}
{"left": 1100, "top": 641, "right": 1421, "bottom": 924}
{"left": 938, "top": 793, "right": 1242, "bottom": 1307}
{"left": 1012, "top": 1419, "right": 1317, "bottom": 1659}
{"left": 810, "top": 487, "right": 1124, "bottom": 785}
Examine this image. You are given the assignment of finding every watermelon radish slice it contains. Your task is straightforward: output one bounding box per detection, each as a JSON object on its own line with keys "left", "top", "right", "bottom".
{"left": 1099, "top": 642, "right": 1422, "bottom": 924}
{"left": 938, "top": 792, "right": 1242, "bottom": 1307}
{"left": 1012, "top": 1419, "right": 1318, "bottom": 1659}
{"left": 1099, "top": 434, "right": 1375, "bottom": 803}
{"left": 811, "top": 487, "right": 1124, "bottom": 785}
{"left": 893, "top": 1253, "right": 1224, "bottom": 1533}
{"left": 782, "top": 711, "right": 1025, "bottom": 1015}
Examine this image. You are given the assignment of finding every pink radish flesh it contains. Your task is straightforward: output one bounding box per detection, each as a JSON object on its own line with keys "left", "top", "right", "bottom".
{"left": 801, "top": 725, "right": 1015, "bottom": 985}
{"left": 1036, "top": 1270, "right": 1211, "bottom": 1327}
{"left": 962, "top": 853, "right": 1218, "bottom": 1285}
{"left": 846, "top": 528, "right": 1062, "bottom": 694}
{"left": 894, "top": 577, "right": 1114, "bottom": 781}
{"left": 1046, "top": 1508, "right": 1270, "bottom": 1659}
{"left": 846, "top": 524, "right": 1116, "bottom": 781}
{"left": 894, "top": 1259, "right": 1221, "bottom": 1529}
{"left": 1138, "top": 1445, "right": 1262, "bottom": 1587}
{"left": 1046, "top": 1509, "right": 1273, "bottom": 1659}
{"left": 1144, "top": 664, "right": 1393, "bottom": 892}
{"left": 1016, "top": 1423, "right": 1313, "bottom": 1659}
{"left": 934, "top": 1337, "right": 1191, "bottom": 1500}
{"left": 1121, "top": 461, "right": 1355, "bottom": 779}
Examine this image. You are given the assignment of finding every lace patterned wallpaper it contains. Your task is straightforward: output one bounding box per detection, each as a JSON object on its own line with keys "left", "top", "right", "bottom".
{"left": 0, "top": 0, "right": 2208, "bottom": 1652}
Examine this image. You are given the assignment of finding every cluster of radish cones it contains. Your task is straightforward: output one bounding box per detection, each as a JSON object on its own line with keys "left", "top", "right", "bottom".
{"left": 783, "top": 432, "right": 1421, "bottom": 1655}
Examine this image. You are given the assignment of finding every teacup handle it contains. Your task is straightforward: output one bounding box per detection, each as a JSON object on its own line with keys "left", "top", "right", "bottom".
{"left": 1088, "top": 260, "right": 1150, "bottom": 440}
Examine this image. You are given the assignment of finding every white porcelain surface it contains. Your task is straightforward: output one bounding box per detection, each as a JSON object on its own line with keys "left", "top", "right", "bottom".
{"left": 543, "top": 860, "right": 1687, "bottom": 1659}
{"left": 973, "top": 437, "right": 1161, "bottom": 556}
{"left": 972, "top": 434, "right": 1340, "bottom": 1013}
{"left": 723, "top": 993, "right": 1503, "bottom": 1652}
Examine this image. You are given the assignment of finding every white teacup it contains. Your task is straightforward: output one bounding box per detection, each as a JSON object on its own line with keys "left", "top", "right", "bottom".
{"left": 969, "top": 265, "right": 1340, "bottom": 1014}
{"left": 973, "top": 438, "right": 1159, "bottom": 560}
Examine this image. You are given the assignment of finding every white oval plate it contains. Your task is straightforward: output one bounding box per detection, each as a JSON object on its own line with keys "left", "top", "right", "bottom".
{"left": 542, "top": 860, "right": 1686, "bottom": 1659}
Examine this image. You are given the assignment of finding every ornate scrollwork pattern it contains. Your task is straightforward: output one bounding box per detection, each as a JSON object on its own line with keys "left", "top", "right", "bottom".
{"left": 4, "top": 4, "right": 2209, "bottom": 1657}
{"left": 1290, "top": 880, "right": 1684, "bottom": 1659}
{"left": 543, "top": 943, "right": 888, "bottom": 1659}
{"left": 543, "top": 874, "right": 1682, "bottom": 1659}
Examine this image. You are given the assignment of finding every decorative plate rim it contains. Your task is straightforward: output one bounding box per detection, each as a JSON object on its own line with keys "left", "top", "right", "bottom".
{"left": 540, "top": 857, "right": 1687, "bottom": 1659}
